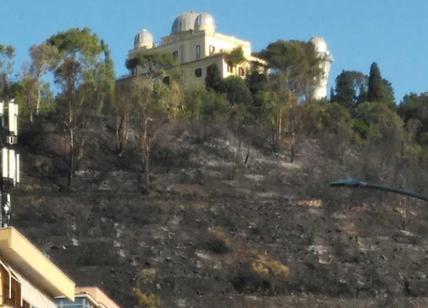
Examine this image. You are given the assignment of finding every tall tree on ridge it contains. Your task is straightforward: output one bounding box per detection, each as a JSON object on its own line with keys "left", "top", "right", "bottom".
{"left": 47, "top": 28, "right": 114, "bottom": 189}
{"left": 367, "top": 62, "right": 395, "bottom": 108}
{"left": 368, "top": 62, "right": 383, "bottom": 102}
{"left": 332, "top": 70, "right": 367, "bottom": 112}
{"left": 30, "top": 43, "right": 58, "bottom": 116}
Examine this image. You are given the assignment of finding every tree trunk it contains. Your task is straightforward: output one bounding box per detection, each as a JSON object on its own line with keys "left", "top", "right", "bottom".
{"left": 67, "top": 126, "right": 74, "bottom": 190}
{"left": 67, "top": 97, "right": 74, "bottom": 190}
{"left": 36, "top": 78, "right": 41, "bottom": 116}
{"left": 141, "top": 118, "right": 151, "bottom": 190}
{"left": 116, "top": 112, "right": 129, "bottom": 155}
{"left": 277, "top": 109, "right": 282, "bottom": 144}
{"left": 289, "top": 114, "right": 296, "bottom": 163}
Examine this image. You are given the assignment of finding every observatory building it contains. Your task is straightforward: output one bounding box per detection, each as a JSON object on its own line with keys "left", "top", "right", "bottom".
{"left": 310, "top": 36, "right": 333, "bottom": 100}
{"left": 127, "top": 11, "right": 267, "bottom": 86}
{"left": 127, "top": 11, "right": 332, "bottom": 100}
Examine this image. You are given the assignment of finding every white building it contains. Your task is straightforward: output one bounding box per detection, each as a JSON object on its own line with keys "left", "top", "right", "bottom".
{"left": 310, "top": 36, "right": 333, "bottom": 100}
{"left": 127, "top": 11, "right": 267, "bottom": 86}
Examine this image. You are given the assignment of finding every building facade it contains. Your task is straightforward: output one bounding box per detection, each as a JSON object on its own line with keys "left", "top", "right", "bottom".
{"left": 127, "top": 11, "right": 333, "bottom": 100}
{"left": 56, "top": 287, "right": 120, "bottom": 308}
{"left": 127, "top": 11, "right": 267, "bottom": 87}
{"left": 0, "top": 227, "right": 75, "bottom": 308}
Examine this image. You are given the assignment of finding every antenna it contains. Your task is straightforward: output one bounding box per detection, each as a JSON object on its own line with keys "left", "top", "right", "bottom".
{"left": 0, "top": 99, "right": 19, "bottom": 227}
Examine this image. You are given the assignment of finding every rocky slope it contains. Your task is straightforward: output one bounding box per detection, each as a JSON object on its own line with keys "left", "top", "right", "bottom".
{"left": 12, "top": 122, "right": 428, "bottom": 307}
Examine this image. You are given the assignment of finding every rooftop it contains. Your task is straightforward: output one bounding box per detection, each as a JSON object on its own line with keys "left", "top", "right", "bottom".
{"left": 0, "top": 227, "right": 75, "bottom": 300}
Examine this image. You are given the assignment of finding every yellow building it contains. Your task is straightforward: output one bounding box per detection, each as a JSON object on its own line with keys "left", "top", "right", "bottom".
{"left": 128, "top": 11, "right": 267, "bottom": 87}
{"left": 0, "top": 227, "right": 75, "bottom": 307}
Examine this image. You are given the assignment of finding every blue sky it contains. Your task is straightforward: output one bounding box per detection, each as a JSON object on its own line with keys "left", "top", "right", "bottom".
{"left": 1, "top": 0, "right": 427, "bottom": 101}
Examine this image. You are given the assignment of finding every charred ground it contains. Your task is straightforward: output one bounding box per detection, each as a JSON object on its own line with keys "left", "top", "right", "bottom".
{"left": 12, "top": 120, "right": 428, "bottom": 307}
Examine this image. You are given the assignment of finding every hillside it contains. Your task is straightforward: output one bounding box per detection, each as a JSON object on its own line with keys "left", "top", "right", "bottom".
{"left": 12, "top": 120, "right": 428, "bottom": 307}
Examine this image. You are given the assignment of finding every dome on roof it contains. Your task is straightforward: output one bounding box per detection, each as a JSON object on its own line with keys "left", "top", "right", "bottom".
{"left": 134, "top": 29, "right": 154, "bottom": 49}
{"left": 171, "top": 11, "right": 200, "bottom": 35}
{"left": 310, "top": 37, "right": 328, "bottom": 54}
{"left": 195, "top": 13, "right": 216, "bottom": 33}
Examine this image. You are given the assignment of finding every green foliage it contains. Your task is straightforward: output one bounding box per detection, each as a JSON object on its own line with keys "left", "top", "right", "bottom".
{"left": 205, "top": 63, "right": 222, "bottom": 91}
{"left": 299, "top": 100, "right": 352, "bottom": 136}
{"left": 260, "top": 40, "right": 321, "bottom": 99}
{"left": 226, "top": 47, "right": 245, "bottom": 66}
{"left": 48, "top": 27, "right": 113, "bottom": 96}
{"left": 399, "top": 92, "right": 428, "bottom": 145}
{"left": 0, "top": 44, "right": 15, "bottom": 99}
{"left": 45, "top": 28, "right": 115, "bottom": 187}
{"left": 48, "top": 28, "right": 106, "bottom": 62}
{"left": 219, "top": 76, "right": 253, "bottom": 106}
{"left": 367, "top": 62, "right": 382, "bottom": 102}
{"left": 200, "top": 90, "right": 230, "bottom": 122}
{"left": 367, "top": 62, "right": 395, "bottom": 107}
{"left": 353, "top": 101, "right": 404, "bottom": 144}
{"left": 126, "top": 52, "right": 178, "bottom": 80}
{"left": 183, "top": 86, "right": 206, "bottom": 120}
{"left": 332, "top": 70, "right": 367, "bottom": 112}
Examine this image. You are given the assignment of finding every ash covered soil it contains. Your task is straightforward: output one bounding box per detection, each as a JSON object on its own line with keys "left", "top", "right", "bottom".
{"left": 12, "top": 122, "right": 428, "bottom": 307}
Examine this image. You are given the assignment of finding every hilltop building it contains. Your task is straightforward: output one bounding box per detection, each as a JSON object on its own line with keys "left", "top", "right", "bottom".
{"left": 127, "top": 11, "right": 333, "bottom": 100}
{"left": 310, "top": 36, "right": 333, "bottom": 100}
{"left": 127, "top": 11, "right": 267, "bottom": 86}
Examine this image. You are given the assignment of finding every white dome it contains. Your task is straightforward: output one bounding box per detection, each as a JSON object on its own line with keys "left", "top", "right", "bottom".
{"left": 171, "top": 11, "right": 200, "bottom": 35}
{"left": 195, "top": 13, "right": 216, "bottom": 33}
{"left": 134, "top": 29, "right": 154, "bottom": 49}
{"left": 310, "top": 36, "right": 328, "bottom": 54}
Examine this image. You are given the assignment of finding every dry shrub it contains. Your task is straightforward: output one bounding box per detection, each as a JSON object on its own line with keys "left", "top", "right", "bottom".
{"left": 251, "top": 257, "right": 289, "bottom": 279}
{"left": 134, "top": 269, "right": 160, "bottom": 307}
{"left": 133, "top": 288, "right": 160, "bottom": 308}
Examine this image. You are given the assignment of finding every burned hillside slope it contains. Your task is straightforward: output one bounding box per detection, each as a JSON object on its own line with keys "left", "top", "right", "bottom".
{"left": 11, "top": 122, "right": 428, "bottom": 307}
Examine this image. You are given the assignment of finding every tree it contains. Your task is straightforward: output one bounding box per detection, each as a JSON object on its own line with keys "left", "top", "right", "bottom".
{"left": 200, "top": 90, "right": 230, "bottom": 122}
{"left": 219, "top": 76, "right": 253, "bottom": 107}
{"left": 0, "top": 44, "right": 15, "bottom": 99}
{"left": 205, "top": 64, "right": 222, "bottom": 91}
{"left": 126, "top": 52, "right": 178, "bottom": 80}
{"left": 367, "top": 62, "right": 395, "bottom": 107}
{"left": 399, "top": 92, "right": 428, "bottom": 145}
{"left": 29, "top": 43, "right": 58, "bottom": 116}
{"left": 367, "top": 62, "right": 382, "bottom": 102}
{"left": 47, "top": 28, "right": 114, "bottom": 189}
{"left": 225, "top": 47, "right": 245, "bottom": 66}
{"left": 332, "top": 70, "right": 367, "bottom": 112}
{"left": 357, "top": 102, "right": 405, "bottom": 183}
{"left": 183, "top": 86, "right": 205, "bottom": 121}
{"left": 256, "top": 78, "right": 295, "bottom": 155}
{"left": 260, "top": 40, "right": 322, "bottom": 100}
{"left": 258, "top": 40, "right": 323, "bottom": 160}
{"left": 120, "top": 52, "right": 181, "bottom": 189}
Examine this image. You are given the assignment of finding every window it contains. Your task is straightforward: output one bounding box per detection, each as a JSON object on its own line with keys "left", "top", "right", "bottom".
{"left": 196, "top": 45, "right": 201, "bottom": 59}
{"left": 209, "top": 45, "right": 215, "bottom": 55}
{"left": 172, "top": 50, "right": 178, "bottom": 61}
{"left": 195, "top": 68, "right": 202, "bottom": 78}
{"left": 227, "top": 64, "right": 234, "bottom": 73}
{"left": 239, "top": 67, "right": 245, "bottom": 76}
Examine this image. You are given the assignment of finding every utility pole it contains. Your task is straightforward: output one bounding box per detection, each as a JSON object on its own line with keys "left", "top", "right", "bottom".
{"left": 0, "top": 99, "right": 19, "bottom": 227}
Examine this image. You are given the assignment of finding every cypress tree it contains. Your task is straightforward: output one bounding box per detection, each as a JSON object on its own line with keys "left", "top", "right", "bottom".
{"left": 367, "top": 62, "right": 383, "bottom": 102}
